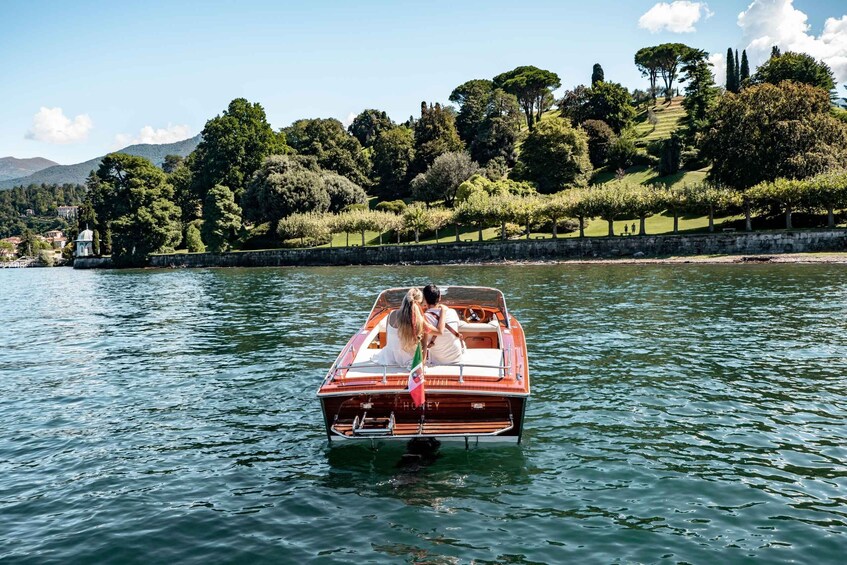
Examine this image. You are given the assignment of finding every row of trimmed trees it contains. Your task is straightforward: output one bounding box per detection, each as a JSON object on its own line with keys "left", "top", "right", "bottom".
{"left": 270, "top": 170, "right": 847, "bottom": 249}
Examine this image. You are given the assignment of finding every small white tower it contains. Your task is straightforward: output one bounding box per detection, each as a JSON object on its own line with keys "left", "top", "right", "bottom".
{"left": 75, "top": 226, "right": 94, "bottom": 258}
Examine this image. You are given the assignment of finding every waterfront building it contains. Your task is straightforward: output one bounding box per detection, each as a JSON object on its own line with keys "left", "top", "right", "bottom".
{"left": 75, "top": 227, "right": 94, "bottom": 258}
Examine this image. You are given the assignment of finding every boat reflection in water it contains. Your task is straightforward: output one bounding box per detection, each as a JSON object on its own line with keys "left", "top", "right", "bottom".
{"left": 317, "top": 286, "right": 530, "bottom": 447}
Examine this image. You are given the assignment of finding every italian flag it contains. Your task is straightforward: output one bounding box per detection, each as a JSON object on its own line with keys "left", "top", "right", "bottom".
{"left": 408, "top": 342, "right": 426, "bottom": 408}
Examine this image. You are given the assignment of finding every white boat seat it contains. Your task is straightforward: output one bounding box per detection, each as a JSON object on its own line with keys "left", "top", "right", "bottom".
{"left": 427, "top": 348, "right": 503, "bottom": 378}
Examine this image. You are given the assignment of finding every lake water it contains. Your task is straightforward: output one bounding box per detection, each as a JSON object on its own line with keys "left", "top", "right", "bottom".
{"left": 1, "top": 264, "right": 846, "bottom": 564}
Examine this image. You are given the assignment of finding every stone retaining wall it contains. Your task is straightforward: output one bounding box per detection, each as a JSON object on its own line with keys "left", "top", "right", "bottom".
{"left": 73, "top": 257, "right": 114, "bottom": 269}
{"left": 148, "top": 230, "right": 847, "bottom": 269}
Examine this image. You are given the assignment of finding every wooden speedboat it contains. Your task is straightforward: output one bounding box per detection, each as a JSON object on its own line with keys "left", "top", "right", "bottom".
{"left": 317, "top": 286, "right": 530, "bottom": 445}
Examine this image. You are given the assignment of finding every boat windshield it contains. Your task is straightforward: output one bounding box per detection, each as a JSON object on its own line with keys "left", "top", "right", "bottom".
{"left": 371, "top": 286, "right": 510, "bottom": 327}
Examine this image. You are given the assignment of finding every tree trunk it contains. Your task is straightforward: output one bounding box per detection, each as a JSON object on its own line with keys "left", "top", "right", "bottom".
{"left": 378, "top": 232, "right": 383, "bottom": 246}
{"left": 435, "top": 228, "right": 439, "bottom": 243}
{"left": 478, "top": 226, "right": 483, "bottom": 242}
{"left": 708, "top": 206, "right": 714, "bottom": 232}
{"left": 501, "top": 221, "right": 506, "bottom": 240}
{"left": 578, "top": 216, "right": 585, "bottom": 238}
{"left": 552, "top": 220, "right": 558, "bottom": 239}
{"left": 525, "top": 219, "right": 530, "bottom": 239}
{"left": 673, "top": 210, "right": 679, "bottom": 234}
{"left": 346, "top": 232, "right": 349, "bottom": 247}
{"left": 744, "top": 203, "right": 752, "bottom": 232}
{"left": 414, "top": 229, "right": 420, "bottom": 244}
{"left": 607, "top": 219, "right": 614, "bottom": 237}
{"left": 455, "top": 224, "right": 460, "bottom": 242}
{"left": 361, "top": 229, "right": 366, "bottom": 246}
{"left": 785, "top": 207, "right": 792, "bottom": 230}
{"left": 639, "top": 215, "right": 646, "bottom": 235}
{"left": 397, "top": 230, "right": 401, "bottom": 244}
{"left": 828, "top": 207, "right": 835, "bottom": 228}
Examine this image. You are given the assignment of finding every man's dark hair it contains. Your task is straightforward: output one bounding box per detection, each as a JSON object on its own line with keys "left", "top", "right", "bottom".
{"left": 422, "top": 284, "right": 440, "bottom": 306}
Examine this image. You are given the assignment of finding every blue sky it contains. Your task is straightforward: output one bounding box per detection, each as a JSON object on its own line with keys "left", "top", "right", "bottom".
{"left": 1, "top": 0, "right": 845, "bottom": 165}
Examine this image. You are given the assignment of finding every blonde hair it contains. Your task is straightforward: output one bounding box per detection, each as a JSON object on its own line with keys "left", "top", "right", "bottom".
{"left": 397, "top": 288, "right": 424, "bottom": 351}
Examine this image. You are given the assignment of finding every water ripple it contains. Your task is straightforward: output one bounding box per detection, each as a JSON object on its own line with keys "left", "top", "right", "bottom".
{"left": 1, "top": 264, "right": 846, "bottom": 563}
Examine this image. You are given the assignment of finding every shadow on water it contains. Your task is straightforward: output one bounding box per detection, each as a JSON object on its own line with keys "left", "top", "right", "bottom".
{"left": 322, "top": 440, "right": 531, "bottom": 506}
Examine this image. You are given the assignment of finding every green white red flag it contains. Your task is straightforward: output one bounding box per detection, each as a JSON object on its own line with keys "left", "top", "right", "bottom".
{"left": 408, "top": 342, "right": 425, "bottom": 408}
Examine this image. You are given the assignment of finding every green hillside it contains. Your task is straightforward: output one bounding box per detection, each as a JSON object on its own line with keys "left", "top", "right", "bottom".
{"left": 633, "top": 96, "right": 686, "bottom": 143}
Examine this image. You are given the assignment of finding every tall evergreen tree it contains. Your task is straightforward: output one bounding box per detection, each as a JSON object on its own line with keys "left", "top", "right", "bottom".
{"left": 740, "top": 50, "right": 750, "bottom": 84}
{"left": 412, "top": 102, "right": 464, "bottom": 174}
{"left": 771, "top": 45, "right": 781, "bottom": 59}
{"left": 725, "top": 47, "right": 737, "bottom": 93}
{"left": 735, "top": 50, "right": 741, "bottom": 87}
{"left": 591, "top": 63, "right": 605, "bottom": 85}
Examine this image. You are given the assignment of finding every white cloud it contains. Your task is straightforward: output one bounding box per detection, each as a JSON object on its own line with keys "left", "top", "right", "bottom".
{"left": 114, "top": 124, "right": 192, "bottom": 148}
{"left": 638, "top": 1, "right": 713, "bottom": 34}
{"left": 709, "top": 51, "right": 727, "bottom": 86}
{"left": 738, "top": 0, "right": 847, "bottom": 86}
{"left": 26, "top": 107, "right": 93, "bottom": 144}
{"left": 342, "top": 112, "right": 356, "bottom": 128}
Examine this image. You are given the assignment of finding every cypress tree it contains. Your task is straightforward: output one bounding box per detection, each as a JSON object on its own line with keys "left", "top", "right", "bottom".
{"left": 591, "top": 63, "right": 604, "bottom": 85}
{"left": 771, "top": 45, "right": 781, "bottom": 59}
{"left": 735, "top": 49, "right": 741, "bottom": 88}
{"left": 725, "top": 47, "right": 737, "bottom": 93}
{"left": 740, "top": 50, "right": 750, "bottom": 85}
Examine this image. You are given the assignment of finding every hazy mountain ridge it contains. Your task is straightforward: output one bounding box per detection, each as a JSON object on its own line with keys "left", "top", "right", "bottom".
{"left": 0, "top": 156, "right": 58, "bottom": 182}
{"left": 0, "top": 135, "right": 201, "bottom": 190}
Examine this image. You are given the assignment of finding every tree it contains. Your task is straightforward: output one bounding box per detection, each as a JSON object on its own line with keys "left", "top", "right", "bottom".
{"left": 658, "top": 133, "right": 683, "bottom": 176}
{"left": 581, "top": 120, "right": 616, "bottom": 167}
{"left": 700, "top": 82, "right": 847, "bottom": 189}
{"left": 402, "top": 203, "right": 432, "bottom": 243}
{"left": 190, "top": 98, "right": 286, "bottom": 202}
{"left": 348, "top": 109, "right": 394, "bottom": 147}
{"left": 473, "top": 89, "right": 522, "bottom": 165}
{"left": 657, "top": 184, "right": 687, "bottom": 233}
{"left": 651, "top": 43, "right": 693, "bottom": 101}
{"left": 583, "top": 183, "right": 632, "bottom": 237}
{"left": 679, "top": 49, "right": 718, "bottom": 142}
{"left": 558, "top": 82, "right": 635, "bottom": 134}
{"left": 454, "top": 190, "right": 493, "bottom": 241}
{"left": 683, "top": 184, "right": 741, "bottom": 232}
{"left": 740, "top": 50, "right": 750, "bottom": 85}
{"left": 202, "top": 184, "right": 242, "bottom": 252}
{"left": 94, "top": 153, "right": 182, "bottom": 266}
{"left": 747, "top": 178, "right": 807, "bottom": 229}
{"left": 592, "top": 63, "right": 605, "bottom": 86}
{"left": 493, "top": 66, "right": 561, "bottom": 129}
{"left": 725, "top": 47, "right": 738, "bottom": 93}
{"left": 635, "top": 47, "right": 661, "bottom": 102}
{"left": 277, "top": 212, "right": 330, "bottom": 247}
{"left": 243, "top": 155, "right": 330, "bottom": 229}
{"left": 372, "top": 126, "right": 415, "bottom": 199}
{"left": 185, "top": 221, "right": 205, "bottom": 252}
{"left": 808, "top": 170, "right": 847, "bottom": 227}
{"left": 752, "top": 51, "right": 836, "bottom": 92}
{"left": 449, "top": 79, "right": 494, "bottom": 146}
{"left": 411, "top": 151, "right": 479, "bottom": 206}
{"left": 514, "top": 117, "right": 592, "bottom": 192}
{"left": 162, "top": 154, "right": 184, "bottom": 174}
{"left": 284, "top": 118, "right": 371, "bottom": 187}
{"left": 412, "top": 102, "right": 464, "bottom": 175}
{"left": 322, "top": 172, "right": 368, "bottom": 213}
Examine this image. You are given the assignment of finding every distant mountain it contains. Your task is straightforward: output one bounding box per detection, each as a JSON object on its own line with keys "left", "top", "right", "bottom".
{"left": 0, "top": 156, "right": 58, "bottom": 182}
{"left": 0, "top": 135, "right": 201, "bottom": 190}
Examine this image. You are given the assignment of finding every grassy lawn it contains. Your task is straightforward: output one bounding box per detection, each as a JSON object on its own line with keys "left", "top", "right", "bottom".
{"left": 592, "top": 165, "right": 708, "bottom": 187}
{"left": 633, "top": 96, "right": 686, "bottom": 143}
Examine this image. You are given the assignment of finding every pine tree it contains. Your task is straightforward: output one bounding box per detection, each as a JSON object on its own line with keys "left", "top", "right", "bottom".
{"left": 771, "top": 45, "right": 781, "bottom": 59}
{"left": 740, "top": 50, "right": 750, "bottom": 86}
{"left": 725, "top": 47, "right": 737, "bottom": 93}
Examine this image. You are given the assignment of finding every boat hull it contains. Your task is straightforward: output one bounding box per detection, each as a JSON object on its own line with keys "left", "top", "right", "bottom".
{"left": 320, "top": 393, "right": 527, "bottom": 443}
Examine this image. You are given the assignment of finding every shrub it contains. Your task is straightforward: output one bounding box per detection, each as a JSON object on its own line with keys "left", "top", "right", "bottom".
{"left": 606, "top": 137, "right": 639, "bottom": 169}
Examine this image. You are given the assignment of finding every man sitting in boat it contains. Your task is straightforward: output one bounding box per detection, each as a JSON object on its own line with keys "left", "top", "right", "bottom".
{"left": 423, "top": 284, "right": 465, "bottom": 365}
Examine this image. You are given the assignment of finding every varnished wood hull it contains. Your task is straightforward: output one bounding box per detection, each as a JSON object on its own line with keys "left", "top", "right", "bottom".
{"left": 320, "top": 392, "right": 527, "bottom": 443}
